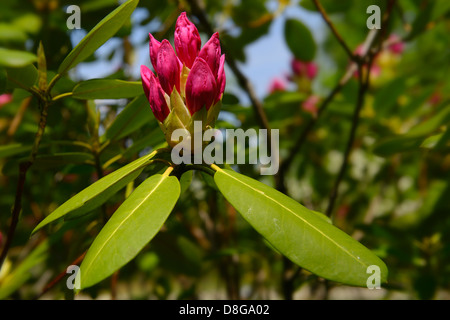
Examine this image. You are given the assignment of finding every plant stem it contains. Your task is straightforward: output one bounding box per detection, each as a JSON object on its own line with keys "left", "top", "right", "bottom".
{"left": 0, "top": 99, "right": 50, "bottom": 271}
{"left": 312, "top": 0, "right": 357, "bottom": 62}
{"left": 47, "top": 73, "right": 61, "bottom": 94}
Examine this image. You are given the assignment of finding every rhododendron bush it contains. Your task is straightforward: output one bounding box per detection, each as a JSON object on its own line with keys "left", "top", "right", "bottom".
{"left": 0, "top": 0, "right": 449, "bottom": 301}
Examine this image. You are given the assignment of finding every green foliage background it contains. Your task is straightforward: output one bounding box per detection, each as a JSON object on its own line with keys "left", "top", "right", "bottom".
{"left": 0, "top": 0, "right": 449, "bottom": 299}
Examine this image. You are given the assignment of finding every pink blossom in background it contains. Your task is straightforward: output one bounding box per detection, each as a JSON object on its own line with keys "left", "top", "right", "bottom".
{"left": 268, "top": 77, "right": 287, "bottom": 93}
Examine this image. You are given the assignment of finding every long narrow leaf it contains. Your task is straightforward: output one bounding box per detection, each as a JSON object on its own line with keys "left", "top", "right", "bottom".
{"left": 214, "top": 168, "right": 388, "bottom": 287}
{"left": 79, "top": 173, "right": 180, "bottom": 289}
{"left": 31, "top": 150, "right": 159, "bottom": 235}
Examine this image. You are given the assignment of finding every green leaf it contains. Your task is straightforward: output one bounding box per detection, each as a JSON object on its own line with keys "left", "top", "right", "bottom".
{"left": 214, "top": 168, "right": 388, "bottom": 287}
{"left": 0, "top": 67, "right": 6, "bottom": 94}
{"left": 72, "top": 79, "right": 143, "bottom": 100}
{"left": 122, "top": 128, "right": 165, "bottom": 158}
{"left": 0, "top": 24, "right": 27, "bottom": 44}
{"left": 0, "top": 48, "right": 37, "bottom": 68}
{"left": 179, "top": 171, "right": 193, "bottom": 194}
{"left": 79, "top": 173, "right": 180, "bottom": 289}
{"left": 5, "top": 64, "right": 38, "bottom": 89}
{"left": 37, "top": 41, "right": 47, "bottom": 91}
{"left": 284, "top": 19, "right": 316, "bottom": 62}
{"left": 31, "top": 150, "right": 160, "bottom": 235}
{"left": 101, "top": 94, "right": 154, "bottom": 143}
{"left": 374, "top": 78, "right": 406, "bottom": 117}
{"left": 58, "top": 0, "right": 139, "bottom": 74}
{"left": 11, "top": 13, "right": 42, "bottom": 35}
{"left": 431, "top": 0, "right": 450, "bottom": 20}
{"left": 0, "top": 240, "right": 49, "bottom": 299}
{"left": 373, "top": 135, "right": 424, "bottom": 157}
{"left": 0, "top": 143, "right": 31, "bottom": 159}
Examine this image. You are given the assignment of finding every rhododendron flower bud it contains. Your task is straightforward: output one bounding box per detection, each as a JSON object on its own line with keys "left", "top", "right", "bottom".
{"left": 291, "top": 58, "right": 318, "bottom": 80}
{"left": 140, "top": 12, "right": 226, "bottom": 150}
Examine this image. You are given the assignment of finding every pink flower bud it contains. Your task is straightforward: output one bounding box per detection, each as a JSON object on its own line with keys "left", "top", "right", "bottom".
{"left": 141, "top": 65, "right": 170, "bottom": 122}
{"left": 302, "top": 95, "right": 320, "bottom": 117}
{"left": 215, "top": 54, "right": 226, "bottom": 104}
{"left": 291, "top": 59, "right": 318, "bottom": 80}
{"left": 148, "top": 33, "right": 161, "bottom": 71}
{"left": 175, "top": 12, "right": 201, "bottom": 69}
{"left": 186, "top": 57, "right": 217, "bottom": 115}
{"left": 199, "top": 32, "right": 221, "bottom": 77}
{"left": 156, "top": 39, "right": 181, "bottom": 95}
{"left": 141, "top": 12, "right": 226, "bottom": 150}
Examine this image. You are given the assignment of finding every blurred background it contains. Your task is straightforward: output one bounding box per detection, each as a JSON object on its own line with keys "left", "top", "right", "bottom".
{"left": 0, "top": 0, "right": 449, "bottom": 299}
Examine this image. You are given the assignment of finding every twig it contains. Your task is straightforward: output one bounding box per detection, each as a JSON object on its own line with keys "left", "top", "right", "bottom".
{"left": 0, "top": 99, "right": 50, "bottom": 271}
{"left": 325, "top": 63, "right": 371, "bottom": 217}
{"left": 312, "top": 0, "right": 357, "bottom": 62}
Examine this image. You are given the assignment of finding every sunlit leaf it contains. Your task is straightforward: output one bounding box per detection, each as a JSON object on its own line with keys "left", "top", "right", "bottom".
{"left": 0, "top": 240, "right": 49, "bottom": 299}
